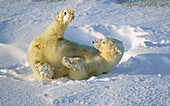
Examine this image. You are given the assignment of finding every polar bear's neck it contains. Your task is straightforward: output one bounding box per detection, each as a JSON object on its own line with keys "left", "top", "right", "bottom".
{"left": 41, "top": 20, "right": 68, "bottom": 38}
{"left": 100, "top": 52, "right": 115, "bottom": 62}
{"left": 100, "top": 52, "right": 122, "bottom": 66}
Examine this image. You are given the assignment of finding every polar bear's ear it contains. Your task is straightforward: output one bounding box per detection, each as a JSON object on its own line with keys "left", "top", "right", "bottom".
{"left": 102, "top": 41, "right": 106, "bottom": 44}
{"left": 114, "top": 47, "right": 122, "bottom": 55}
{"left": 116, "top": 49, "right": 122, "bottom": 55}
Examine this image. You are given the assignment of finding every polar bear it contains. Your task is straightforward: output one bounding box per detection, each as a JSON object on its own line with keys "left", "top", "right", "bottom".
{"left": 27, "top": 9, "right": 124, "bottom": 80}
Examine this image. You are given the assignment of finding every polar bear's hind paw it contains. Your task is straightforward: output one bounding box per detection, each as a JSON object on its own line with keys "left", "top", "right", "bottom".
{"left": 35, "top": 61, "right": 54, "bottom": 79}
{"left": 56, "top": 9, "right": 74, "bottom": 24}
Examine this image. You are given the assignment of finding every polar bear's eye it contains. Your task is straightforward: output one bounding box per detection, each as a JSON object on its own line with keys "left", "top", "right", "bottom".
{"left": 102, "top": 41, "right": 105, "bottom": 44}
{"left": 63, "top": 11, "right": 67, "bottom": 16}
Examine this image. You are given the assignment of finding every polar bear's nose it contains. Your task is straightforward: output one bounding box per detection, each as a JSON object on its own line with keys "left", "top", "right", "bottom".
{"left": 92, "top": 41, "right": 94, "bottom": 44}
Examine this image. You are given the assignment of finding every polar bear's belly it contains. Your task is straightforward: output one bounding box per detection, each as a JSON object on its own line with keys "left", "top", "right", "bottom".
{"left": 40, "top": 40, "right": 100, "bottom": 78}
{"left": 42, "top": 48, "right": 68, "bottom": 78}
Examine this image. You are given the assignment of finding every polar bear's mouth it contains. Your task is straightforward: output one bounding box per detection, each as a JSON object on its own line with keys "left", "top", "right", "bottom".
{"left": 91, "top": 47, "right": 99, "bottom": 52}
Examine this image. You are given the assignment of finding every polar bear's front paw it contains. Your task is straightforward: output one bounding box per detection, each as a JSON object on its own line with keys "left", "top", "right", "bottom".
{"left": 62, "top": 57, "right": 84, "bottom": 71}
{"left": 35, "top": 61, "right": 53, "bottom": 79}
{"left": 56, "top": 9, "right": 74, "bottom": 24}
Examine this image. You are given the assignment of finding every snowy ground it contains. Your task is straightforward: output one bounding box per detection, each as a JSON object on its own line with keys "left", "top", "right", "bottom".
{"left": 0, "top": 0, "right": 170, "bottom": 105}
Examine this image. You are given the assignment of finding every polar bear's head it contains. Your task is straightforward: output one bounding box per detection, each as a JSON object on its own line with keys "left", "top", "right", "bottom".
{"left": 93, "top": 37, "right": 124, "bottom": 61}
{"left": 56, "top": 9, "right": 74, "bottom": 24}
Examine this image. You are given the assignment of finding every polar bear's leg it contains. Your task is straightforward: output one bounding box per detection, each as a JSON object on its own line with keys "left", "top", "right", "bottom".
{"left": 35, "top": 61, "right": 53, "bottom": 79}
{"left": 62, "top": 57, "right": 84, "bottom": 70}
{"left": 62, "top": 57, "right": 88, "bottom": 80}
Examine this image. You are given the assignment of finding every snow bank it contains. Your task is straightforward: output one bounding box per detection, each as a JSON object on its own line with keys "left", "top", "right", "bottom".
{"left": 0, "top": 44, "right": 26, "bottom": 68}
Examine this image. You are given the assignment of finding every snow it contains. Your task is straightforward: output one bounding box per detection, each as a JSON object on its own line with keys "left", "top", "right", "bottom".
{"left": 0, "top": 0, "right": 170, "bottom": 105}
{"left": 0, "top": 44, "right": 26, "bottom": 68}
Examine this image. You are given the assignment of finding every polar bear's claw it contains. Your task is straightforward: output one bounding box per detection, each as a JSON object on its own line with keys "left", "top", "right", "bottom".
{"left": 35, "top": 61, "right": 53, "bottom": 79}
